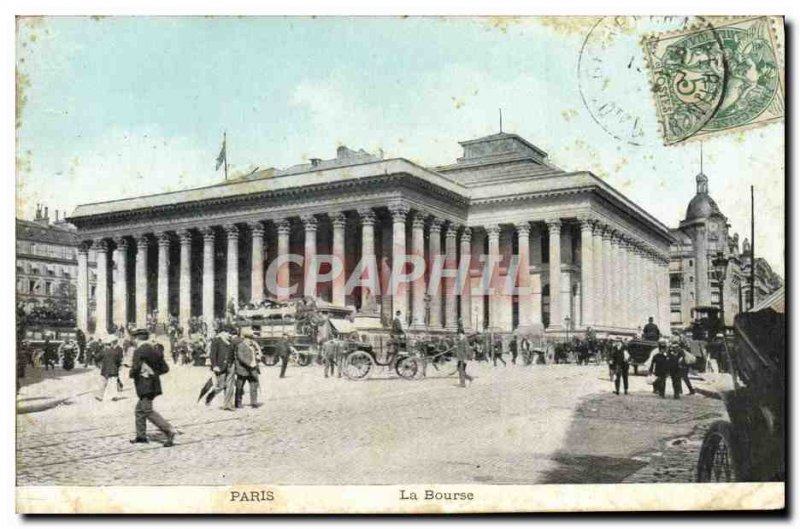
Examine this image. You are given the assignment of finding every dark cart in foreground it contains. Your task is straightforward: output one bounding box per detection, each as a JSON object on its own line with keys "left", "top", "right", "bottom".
{"left": 696, "top": 307, "right": 785, "bottom": 482}
{"left": 626, "top": 339, "right": 658, "bottom": 374}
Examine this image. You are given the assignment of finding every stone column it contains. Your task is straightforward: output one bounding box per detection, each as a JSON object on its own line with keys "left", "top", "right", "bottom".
{"left": 134, "top": 235, "right": 149, "bottom": 328}
{"left": 444, "top": 223, "right": 458, "bottom": 330}
{"left": 459, "top": 227, "right": 472, "bottom": 332}
{"left": 302, "top": 215, "right": 318, "bottom": 299}
{"left": 276, "top": 219, "right": 291, "bottom": 301}
{"left": 224, "top": 224, "right": 239, "bottom": 310}
{"left": 112, "top": 237, "right": 128, "bottom": 329}
{"left": 331, "top": 213, "right": 346, "bottom": 307}
{"left": 578, "top": 217, "right": 594, "bottom": 329}
{"left": 357, "top": 208, "right": 377, "bottom": 313}
{"left": 95, "top": 240, "right": 110, "bottom": 336}
{"left": 516, "top": 222, "right": 533, "bottom": 331}
{"left": 592, "top": 223, "right": 605, "bottom": 329}
{"left": 610, "top": 232, "right": 623, "bottom": 329}
{"left": 410, "top": 213, "right": 426, "bottom": 330}
{"left": 201, "top": 227, "right": 216, "bottom": 331}
{"left": 157, "top": 233, "right": 170, "bottom": 326}
{"left": 250, "top": 222, "right": 265, "bottom": 304}
{"left": 486, "top": 224, "right": 501, "bottom": 329}
{"left": 633, "top": 246, "right": 644, "bottom": 330}
{"left": 76, "top": 242, "right": 90, "bottom": 333}
{"left": 601, "top": 228, "right": 614, "bottom": 329}
{"left": 428, "top": 218, "right": 443, "bottom": 329}
{"left": 178, "top": 229, "right": 192, "bottom": 331}
{"left": 389, "top": 203, "right": 409, "bottom": 323}
{"left": 619, "top": 236, "right": 630, "bottom": 330}
{"left": 546, "top": 219, "right": 562, "bottom": 331}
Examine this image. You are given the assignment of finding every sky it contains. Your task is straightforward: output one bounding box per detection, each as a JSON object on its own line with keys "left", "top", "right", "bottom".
{"left": 15, "top": 16, "right": 785, "bottom": 275}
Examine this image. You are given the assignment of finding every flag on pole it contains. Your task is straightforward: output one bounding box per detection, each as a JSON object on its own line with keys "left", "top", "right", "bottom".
{"left": 215, "top": 133, "right": 227, "bottom": 171}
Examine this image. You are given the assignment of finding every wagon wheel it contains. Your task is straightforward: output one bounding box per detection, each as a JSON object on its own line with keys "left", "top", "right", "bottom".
{"left": 394, "top": 356, "right": 419, "bottom": 380}
{"left": 430, "top": 351, "right": 458, "bottom": 376}
{"left": 697, "top": 420, "right": 747, "bottom": 482}
{"left": 344, "top": 350, "right": 373, "bottom": 380}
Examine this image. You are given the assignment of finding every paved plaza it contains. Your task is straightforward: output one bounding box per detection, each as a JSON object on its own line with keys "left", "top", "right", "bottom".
{"left": 16, "top": 361, "right": 726, "bottom": 486}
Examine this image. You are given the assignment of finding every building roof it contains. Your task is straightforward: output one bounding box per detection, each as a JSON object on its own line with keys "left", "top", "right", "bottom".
{"left": 750, "top": 286, "right": 785, "bottom": 313}
{"left": 16, "top": 218, "right": 78, "bottom": 246}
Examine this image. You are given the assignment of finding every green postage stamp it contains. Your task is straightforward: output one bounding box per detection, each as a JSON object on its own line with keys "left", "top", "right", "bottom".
{"left": 642, "top": 16, "right": 784, "bottom": 145}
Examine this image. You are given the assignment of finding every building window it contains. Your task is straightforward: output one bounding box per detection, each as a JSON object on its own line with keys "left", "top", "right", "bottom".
{"left": 689, "top": 259, "right": 693, "bottom": 267}
{"left": 670, "top": 310, "right": 683, "bottom": 324}
{"left": 45, "top": 281, "right": 52, "bottom": 295}
{"left": 670, "top": 275, "right": 682, "bottom": 289}
{"left": 670, "top": 293, "right": 681, "bottom": 305}
{"left": 689, "top": 276, "right": 694, "bottom": 283}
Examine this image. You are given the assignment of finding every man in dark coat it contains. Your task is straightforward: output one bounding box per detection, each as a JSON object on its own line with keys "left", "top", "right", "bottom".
{"left": 649, "top": 339, "right": 670, "bottom": 398}
{"left": 610, "top": 339, "right": 630, "bottom": 395}
{"left": 129, "top": 328, "right": 176, "bottom": 446}
{"left": 96, "top": 339, "right": 123, "bottom": 402}
{"left": 234, "top": 332, "right": 261, "bottom": 408}
{"left": 207, "top": 327, "right": 236, "bottom": 410}
{"left": 667, "top": 347, "right": 684, "bottom": 399}
{"left": 275, "top": 332, "right": 292, "bottom": 379}
{"left": 642, "top": 317, "right": 661, "bottom": 342}
{"left": 42, "top": 337, "right": 56, "bottom": 370}
{"left": 455, "top": 329, "right": 474, "bottom": 388}
{"left": 492, "top": 335, "right": 506, "bottom": 367}
{"left": 76, "top": 329, "right": 87, "bottom": 366}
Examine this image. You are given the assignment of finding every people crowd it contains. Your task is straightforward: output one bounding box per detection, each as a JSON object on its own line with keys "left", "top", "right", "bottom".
{"left": 17, "top": 303, "right": 707, "bottom": 449}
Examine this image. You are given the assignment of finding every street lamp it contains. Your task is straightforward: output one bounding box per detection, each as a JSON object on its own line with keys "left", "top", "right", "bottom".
{"left": 711, "top": 252, "right": 730, "bottom": 327}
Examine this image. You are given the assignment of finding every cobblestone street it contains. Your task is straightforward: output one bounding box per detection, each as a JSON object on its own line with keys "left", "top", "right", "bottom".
{"left": 16, "top": 361, "right": 727, "bottom": 486}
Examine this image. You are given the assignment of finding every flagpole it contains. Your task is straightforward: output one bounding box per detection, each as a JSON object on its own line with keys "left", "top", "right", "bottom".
{"left": 224, "top": 132, "right": 228, "bottom": 181}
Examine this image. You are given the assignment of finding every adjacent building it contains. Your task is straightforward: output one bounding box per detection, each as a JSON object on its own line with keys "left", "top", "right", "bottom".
{"left": 668, "top": 170, "right": 783, "bottom": 330}
{"left": 16, "top": 206, "right": 97, "bottom": 311}
{"left": 67, "top": 132, "right": 676, "bottom": 338}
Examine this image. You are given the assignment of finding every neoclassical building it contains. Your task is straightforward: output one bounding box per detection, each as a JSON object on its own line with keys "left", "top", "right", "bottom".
{"left": 68, "top": 133, "right": 674, "bottom": 337}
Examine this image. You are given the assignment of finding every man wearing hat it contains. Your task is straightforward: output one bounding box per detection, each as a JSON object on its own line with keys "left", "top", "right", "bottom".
{"left": 648, "top": 338, "right": 670, "bottom": 398}
{"left": 455, "top": 328, "right": 474, "bottom": 388}
{"left": 610, "top": 338, "right": 630, "bottom": 395}
{"left": 207, "top": 325, "right": 237, "bottom": 410}
{"left": 234, "top": 330, "right": 262, "bottom": 408}
{"left": 642, "top": 316, "right": 661, "bottom": 342}
{"left": 275, "top": 332, "right": 293, "bottom": 379}
{"left": 129, "top": 328, "right": 177, "bottom": 446}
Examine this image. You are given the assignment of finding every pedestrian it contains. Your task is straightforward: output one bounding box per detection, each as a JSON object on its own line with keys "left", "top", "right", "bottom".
{"left": 455, "top": 328, "right": 473, "bottom": 387}
{"left": 128, "top": 328, "right": 177, "bottom": 446}
{"left": 275, "top": 332, "right": 293, "bottom": 379}
{"left": 207, "top": 326, "right": 236, "bottom": 410}
{"left": 676, "top": 345, "right": 696, "bottom": 395}
{"left": 95, "top": 338, "right": 123, "bottom": 402}
{"left": 42, "top": 337, "right": 56, "bottom": 371}
{"left": 234, "top": 331, "right": 262, "bottom": 408}
{"left": 610, "top": 339, "right": 630, "bottom": 395}
{"left": 667, "top": 347, "right": 684, "bottom": 399}
{"left": 390, "top": 310, "right": 406, "bottom": 352}
{"left": 649, "top": 339, "right": 670, "bottom": 398}
{"left": 76, "top": 328, "right": 87, "bottom": 366}
{"left": 322, "top": 338, "right": 339, "bottom": 378}
{"left": 492, "top": 335, "right": 506, "bottom": 367}
{"left": 509, "top": 334, "right": 519, "bottom": 365}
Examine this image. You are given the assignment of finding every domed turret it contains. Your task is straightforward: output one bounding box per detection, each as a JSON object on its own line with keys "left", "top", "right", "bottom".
{"left": 685, "top": 171, "right": 722, "bottom": 221}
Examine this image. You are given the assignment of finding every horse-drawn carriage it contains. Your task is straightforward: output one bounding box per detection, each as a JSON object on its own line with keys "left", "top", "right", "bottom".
{"left": 234, "top": 297, "right": 360, "bottom": 367}
{"left": 696, "top": 307, "right": 785, "bottom": 482}
{"left": 340, "top": 333, "right": 459, "bottom": 381}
